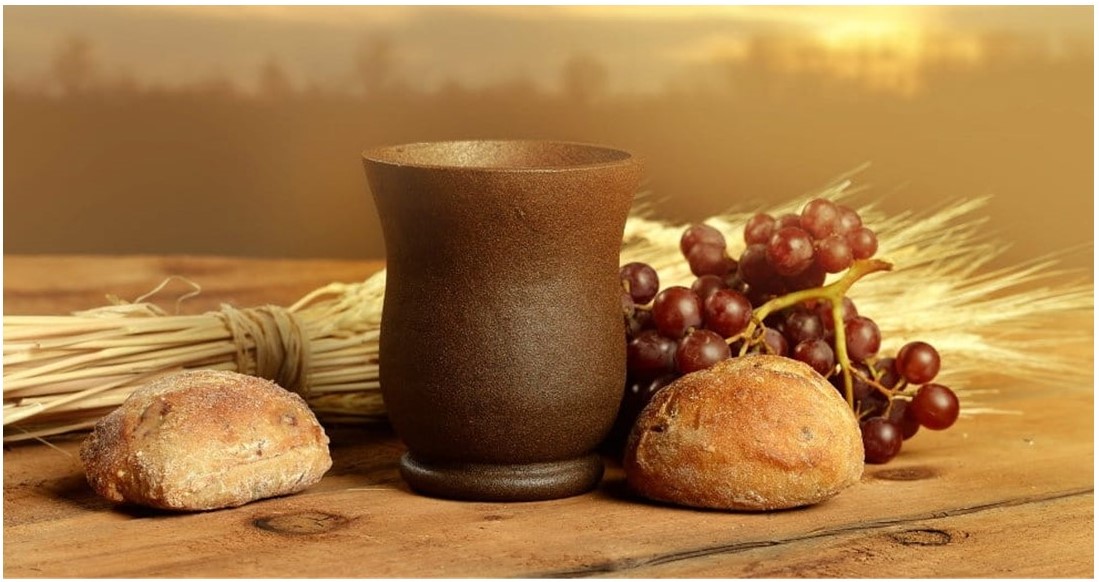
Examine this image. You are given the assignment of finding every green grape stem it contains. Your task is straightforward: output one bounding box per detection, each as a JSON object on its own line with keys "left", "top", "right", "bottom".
{"left": 734, "top": 259, "right": 893, "bottom": 407}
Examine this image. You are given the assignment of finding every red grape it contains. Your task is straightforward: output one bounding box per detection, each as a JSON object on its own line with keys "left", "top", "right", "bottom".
{"left": 767, "top": 226, "right": 815, "bottom": 276}
{"left": 675, "top": 329, "right": 731, "bottom": 374}
{"left": 784, "top": 310, "right": 825, "bottom": 345}
{"left": 624, "top": 374, "right": 676, "bottom": 411}
{"left": 873, "top": 356, "right": 902, "bottom": 389}
{"left": 776, "top": 213, "right": 802, "bottom": 229}
{"left": 895, "top": 341, "right": 941, "bottom": 384}
{"left": 847, "top": 227, "right": 878, "bottom": 259}
{"left": 680, "top": 224, "right": 726, "bottom": 256}
{"left": 737, "top": 244, "right": 780, "bottom": 291}
{"left": 861, "top": 418, "right": 903, "bottom": 463}
{"left": 816, "top": 234, "right": 854, "bottom": 273}
{"left": 909, "top": 383, "right": 960, "bottom": 430}
{"left": 760, "top": 328, "right": 788, "bottom": 356}
{"left": 744, "top": 213, "right": 776, "bottom": 245}
{"left": 782, "top": 263, "right": 827, "bottom": 291}
{"left": 888, "top": 398, "right": 921, "bottom": 440}
{"left": 625, "top": 308, "right": 653, "bottom": 338}
{"left": 833, "top": 204, "right": 862, "bottom": 235}
{"left": 703, "top": 289, "right": 753, "bottom": 338}
{"left": 626, "top": 330, "right": 676, "bottom": 380}
{"left": 844, "top": 316, "right": 881, "bottom": 360}
{"left": 619, "top": 262, "right": 660, "bottom": 305}
{"left": 686, "top": 243, "right": 732, "bottom": 277}
{"left": 651, "top": 286, "right": 703, "bottom": 338}
{"left": 800, "top": 198, "right": 840, "bottom": 239}
{"left": 691, "top": 274, "right": 728, "bottom": 303}
{"left": 793, "top": 338, "right": 835, "bottom": 376}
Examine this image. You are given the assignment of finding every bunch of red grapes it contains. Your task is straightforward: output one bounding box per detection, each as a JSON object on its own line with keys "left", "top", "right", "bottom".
{"left": 610, "top": 198, "right": 960, "bottom": 464}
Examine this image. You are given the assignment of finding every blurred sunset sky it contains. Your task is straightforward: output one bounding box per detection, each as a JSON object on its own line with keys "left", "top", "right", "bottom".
{"left": 3, "top": 5, "right": 1093, "bottom": 271}
{"left": 5, "top": 5, "right": 1090, "bottom": 95}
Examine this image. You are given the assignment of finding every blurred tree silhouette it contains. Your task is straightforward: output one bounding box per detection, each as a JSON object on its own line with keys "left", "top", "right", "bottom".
{"left": 52, "top": 35, "right": 99, "bottom": 95}
{"left": 560, "top": 53, "right": 609, "bottom": 105}
{"left": 186, "top": 73, "right": 239, "bottom": 99}
{"left": 259, "top": 56, "right": 294, "bottom": 99}
{"left": 354, "top": 36, "right": 399, "bottom": 98}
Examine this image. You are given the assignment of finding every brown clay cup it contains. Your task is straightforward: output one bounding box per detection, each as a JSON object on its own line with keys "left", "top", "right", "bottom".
{"left": 363, "top": 140, "right": 641, "bottom": 501}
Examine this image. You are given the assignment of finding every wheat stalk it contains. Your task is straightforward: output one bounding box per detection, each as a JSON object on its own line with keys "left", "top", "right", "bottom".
{"left": 4, "top": 179, "right": 1092, "bottom": 442}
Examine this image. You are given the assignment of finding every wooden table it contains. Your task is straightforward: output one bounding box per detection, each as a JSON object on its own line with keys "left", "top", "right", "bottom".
{"left": 4, "top": 255, "right": 1094, "bottom": 577}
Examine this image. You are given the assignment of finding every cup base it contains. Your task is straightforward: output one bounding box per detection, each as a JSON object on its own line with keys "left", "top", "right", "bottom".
{"left": 398, "top": 452, "right": 605, "bottom": 502}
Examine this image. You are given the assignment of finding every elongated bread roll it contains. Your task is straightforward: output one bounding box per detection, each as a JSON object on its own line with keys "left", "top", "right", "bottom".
{"left": 81, "top": 370, "right": 331, "bottom": 511}
{"left": 624, "top": 354, "right": 863, "bottom": 511}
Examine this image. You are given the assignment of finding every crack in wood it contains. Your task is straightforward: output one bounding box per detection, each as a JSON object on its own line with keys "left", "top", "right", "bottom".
{"left": 530, "top": 486, "right": 1094, "bottom": 578}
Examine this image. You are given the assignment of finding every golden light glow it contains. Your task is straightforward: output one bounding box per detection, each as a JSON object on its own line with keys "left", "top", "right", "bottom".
{"left": 567, "top": 5, "right": 987, "bottom": 96}
{"left": 673, "top": 35, "right": 753, "bottom": 63}
{"left": 5, "top": 5, "right": 1061, "bottom": 97}
{"left": 817, "top": 19, "right": 919, "bottom": 50}
{"left": 150, "top": 5, "right": 418, "bottom": 26}
{"left": 813, "top": 17, "right": 926, "bottom": 94}
{"left": 721, "top": 7, "right": 982, "bottom": 96}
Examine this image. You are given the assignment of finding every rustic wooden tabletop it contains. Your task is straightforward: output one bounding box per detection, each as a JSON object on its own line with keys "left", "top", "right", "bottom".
{"left": 3, "top": 255, "right": 1094, "bottom": 578}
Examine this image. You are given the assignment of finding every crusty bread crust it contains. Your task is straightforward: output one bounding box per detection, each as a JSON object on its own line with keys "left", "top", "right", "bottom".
{"left": 624, "top": 354, "right": 863, "bottom": 511}
{"left": 80, "top": 370, "right": 332, "bottom": 511}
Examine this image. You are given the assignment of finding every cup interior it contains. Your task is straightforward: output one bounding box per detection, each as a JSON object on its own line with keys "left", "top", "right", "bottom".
{"left": 363, "top": 140, "right": 633, "bottom": 171}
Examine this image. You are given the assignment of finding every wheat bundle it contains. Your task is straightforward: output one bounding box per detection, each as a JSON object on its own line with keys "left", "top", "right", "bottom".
{"left": 4, "top": 179, "right": 1092, "bottom": 442}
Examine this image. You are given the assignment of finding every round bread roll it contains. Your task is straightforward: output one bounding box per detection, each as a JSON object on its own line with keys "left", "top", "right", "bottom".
{"left": 80, "top": 370, "right": 332, "bottom": 511}
{"left": 623, "top": 354, "right": 863, "bottom": 511}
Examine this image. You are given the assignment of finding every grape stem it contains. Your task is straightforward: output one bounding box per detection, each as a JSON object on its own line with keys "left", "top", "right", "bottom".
{"left": 734, "top": 259, "right": 893, "bottom": 407}
{"left": 851, "top": 366, "right": 910, "bottom": 419}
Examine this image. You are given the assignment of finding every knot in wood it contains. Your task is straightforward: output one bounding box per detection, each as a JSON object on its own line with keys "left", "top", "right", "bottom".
{"left": 890, "top": 528, "right": 952, "bottom": 546}
{"left": 253, "top": 510, "right": 349, "bottom": 535}
{"left": 872, "top": 465, "right": 938, "bottom": 481}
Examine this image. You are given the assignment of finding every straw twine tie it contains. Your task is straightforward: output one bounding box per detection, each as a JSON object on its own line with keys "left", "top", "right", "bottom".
{"left": 217, "top": 305, "right": 311, "bottom": 395}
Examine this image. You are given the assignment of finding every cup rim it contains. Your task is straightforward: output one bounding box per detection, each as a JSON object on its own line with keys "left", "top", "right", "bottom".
{"left": 362, "top": 139, "right": 638, "bottom": 173}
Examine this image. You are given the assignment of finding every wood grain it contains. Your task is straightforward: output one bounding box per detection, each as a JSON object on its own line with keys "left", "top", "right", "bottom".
{"left": 3, "top": 254, "right": 382, "bottom": 315}
{"left": 3, "top": 255, "right": 1094, "bottom": 578}
{"left": 601, "top": 493, "right": 1094, "bottom": 578}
